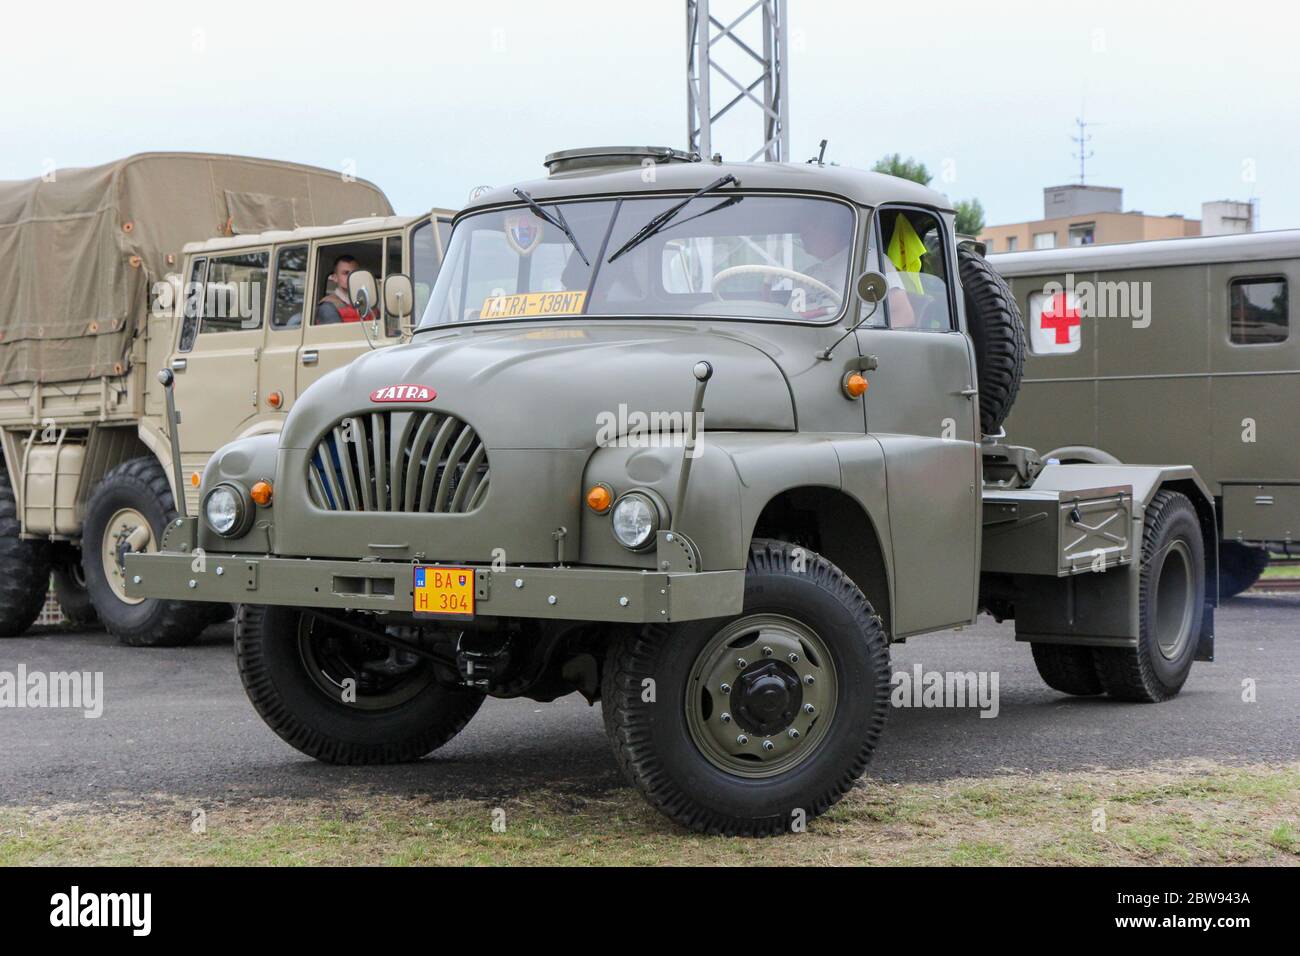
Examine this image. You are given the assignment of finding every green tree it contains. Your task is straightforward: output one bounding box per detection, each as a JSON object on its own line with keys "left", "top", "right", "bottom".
{"left": 871, "top": 153, "right": 931, "bottom": 186}
{"left": 954, "top": 198, "right": 986, "bottom": 237}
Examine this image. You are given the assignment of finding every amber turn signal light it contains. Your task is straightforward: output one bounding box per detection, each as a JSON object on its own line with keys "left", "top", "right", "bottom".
{"left": 250, "top": 480, "right": 274, "bottom": 506}
{"left": 843, "top": 371, "right": 869, "bottom": 399}
{"left": 267, "top": 390, "right": 283, "bottom": 409}
{"left": 190, "top": 472, "right": 201, "bottom": 487}
{"left": 586, "top": 484, "right": 612, "bottom": 513}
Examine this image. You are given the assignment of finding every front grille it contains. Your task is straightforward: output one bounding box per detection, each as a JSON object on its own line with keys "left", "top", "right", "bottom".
{"left": 307, "top": 410, "right": 490, "bottom": 514}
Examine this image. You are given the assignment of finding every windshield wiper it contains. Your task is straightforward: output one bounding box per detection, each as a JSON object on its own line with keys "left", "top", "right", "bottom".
{"left": 606, "top": 174, "right": 740, "bottom": 263}
{"left": 511, "top": 188, "right": 589, "bottom": 266}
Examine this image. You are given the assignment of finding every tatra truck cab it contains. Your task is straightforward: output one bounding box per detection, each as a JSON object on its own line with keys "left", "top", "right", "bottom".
{"left": 127, "top": 147, "right": 1217, "bottom": 835}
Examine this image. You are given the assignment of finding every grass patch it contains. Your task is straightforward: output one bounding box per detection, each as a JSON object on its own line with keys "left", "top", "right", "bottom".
{"left": 1, "top": 762, "right": 1296, "bottom": 866}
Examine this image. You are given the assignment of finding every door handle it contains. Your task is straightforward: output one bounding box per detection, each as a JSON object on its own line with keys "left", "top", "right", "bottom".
{"left": 301, "top": 350, "right": 319, "bottom": 366}
{"left": 958, "top": 387, "right": 978, "bottom": 397}
{"left": 170, "top": 358, "right": 187, "bottom": 372}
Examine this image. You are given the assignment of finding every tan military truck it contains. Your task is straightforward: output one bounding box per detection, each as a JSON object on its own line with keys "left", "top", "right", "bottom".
{"left": 127, "top": 147, "right": 1218, "bottom": 835}
{"left": 0, "top": 152, "right": 453, "bottom": 644}
{"left": 991, "top": 230, "right": 1297, "bottom": 596}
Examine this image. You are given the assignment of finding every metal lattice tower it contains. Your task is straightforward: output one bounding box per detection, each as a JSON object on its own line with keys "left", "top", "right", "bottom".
{"left": 686, "top": 0, "right": 790, "bottom": 162}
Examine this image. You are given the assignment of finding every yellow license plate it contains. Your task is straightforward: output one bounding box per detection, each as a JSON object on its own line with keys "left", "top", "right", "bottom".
{"left": 413, "top": 566, "right": 475, "bottom": 618}
{"left": 480, "top": 290, "right": 587, "bottom": 319}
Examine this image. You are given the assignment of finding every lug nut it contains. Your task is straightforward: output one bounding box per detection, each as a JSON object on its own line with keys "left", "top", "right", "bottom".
{"left": 720, "top": 682, "right": 731, "bottom": 694}
{"left": 762, "top": 739, "right": 775, "bottom": 751}
{"left": 788, "top": 728, "right": 800, "bottom": 740}
{"left": 804, "top": 675, "right": 815, "bottom": 685}
{"left": 804, "top": 703, "right": 816, "bottom": 715}
{"left": 737, "top": 734, "right": 749, "bottom": 745}
{"left": 762, "top": 646, "right": 773, "bottom": 657}
{"left": 735, "top": 658, "right": 747, "bottom": 670}
{"left": 788, "top": 652, "right": 799, "bottom": 663}
{"left": 720, "top": 712, "right": 731, "bottom": 723}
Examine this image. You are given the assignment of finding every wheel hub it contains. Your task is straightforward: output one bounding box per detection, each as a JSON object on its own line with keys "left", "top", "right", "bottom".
{"left": 685, "top": 613, "right": 837, "bottom": 779}
{"left": 731, "top": 660, "right": 802, "bottom": 737}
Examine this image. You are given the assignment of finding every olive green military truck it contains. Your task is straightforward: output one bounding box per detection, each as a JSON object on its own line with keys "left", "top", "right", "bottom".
{"left": 126, "top": 147, "right": 1218, "bottom": 835}
{"left": 0, "top": 152, "right": 452, "bottom": 645}
{"left": 991, "top": 230, "right": 1298, "bottom": 597}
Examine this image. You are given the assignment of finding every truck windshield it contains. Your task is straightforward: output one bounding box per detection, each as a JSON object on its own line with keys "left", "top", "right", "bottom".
{"left": 418, "top": 195, "right": 855, "bottom": 329}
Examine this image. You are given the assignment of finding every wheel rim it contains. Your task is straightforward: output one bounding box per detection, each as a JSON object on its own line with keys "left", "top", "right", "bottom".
{"left": 1154, "top": 539, "right": 1196, "bottom": 660}
{"left": 101, "top": 507, "right": 155, "bottom": 605}
{"left": 684, "top": 613, "right": 838, "bottom": 779}
{"left": 296, "top": 614, "right": 436, "bottom": 711}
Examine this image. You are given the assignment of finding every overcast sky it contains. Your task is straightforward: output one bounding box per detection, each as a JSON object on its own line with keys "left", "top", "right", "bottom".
{"left": 4, "top": 0, "right": 1297, "bottom": 229}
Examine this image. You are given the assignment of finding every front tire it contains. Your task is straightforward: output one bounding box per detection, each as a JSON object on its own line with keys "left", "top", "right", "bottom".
{"left": 1094, "top": 491, "right": 1206, "bottom": 702}
{"left": 602, "top": 540, "right": 891, "bottom": 835}
{"left": 236, "top": 604, "right": 485, "bottom": 764}
{"left": 81, "top": 456, "right": 212, "bottom": 647}
{"left": 0, "top": 468, "right": 51, "bottom": 637}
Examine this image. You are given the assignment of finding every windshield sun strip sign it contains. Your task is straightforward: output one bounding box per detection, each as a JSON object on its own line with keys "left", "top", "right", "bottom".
{"left": 481, "top": 290, "right": 587, "bottom": 319}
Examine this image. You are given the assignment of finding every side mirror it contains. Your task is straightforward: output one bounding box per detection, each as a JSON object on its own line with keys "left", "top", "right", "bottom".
{"left": 384, "top": 273, "right": 414, "bottom": 319}
{"left": 348, "top": 269, "right": 378, "bottom": 315}
{"left": 856, "top": 270, "right": 889, "bottom": 304}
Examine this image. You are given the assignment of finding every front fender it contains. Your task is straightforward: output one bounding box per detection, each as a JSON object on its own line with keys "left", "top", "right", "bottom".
{"left": 195, "top": 433, "right": 281, "bottom": 553}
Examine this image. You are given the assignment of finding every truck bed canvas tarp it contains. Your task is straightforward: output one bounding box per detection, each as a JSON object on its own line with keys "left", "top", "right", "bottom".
{"left": 0, "top": 153, "right": 392, "bottom": 386}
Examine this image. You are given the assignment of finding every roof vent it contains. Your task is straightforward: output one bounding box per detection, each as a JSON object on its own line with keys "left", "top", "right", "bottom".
{"left": 543, "top": 146, "right": 699, "bottom": 177}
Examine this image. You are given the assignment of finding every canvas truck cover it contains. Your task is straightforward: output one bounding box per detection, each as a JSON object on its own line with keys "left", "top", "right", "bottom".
{"left": 0, "top": 153, "right": 393, "bottom": 385}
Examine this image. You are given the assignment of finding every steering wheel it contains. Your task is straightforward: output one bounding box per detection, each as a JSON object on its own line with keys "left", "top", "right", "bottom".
{"left": 711, "top": 264, "right": 840, "bottom": 305}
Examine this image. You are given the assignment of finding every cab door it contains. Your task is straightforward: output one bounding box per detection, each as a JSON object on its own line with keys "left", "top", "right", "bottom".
{"left": 854, "top": 205, "right": 981, "bottom": 634}
{"left": 296, "top": 232, "right": 402, "bottom": 395}
{"left": 171, "top": 249, "right": 269, "bottom": 456}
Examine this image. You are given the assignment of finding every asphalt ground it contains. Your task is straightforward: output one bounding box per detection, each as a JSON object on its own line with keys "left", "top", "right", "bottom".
{"left": 1, "top": 592, "right": 1296, "bottom": 808}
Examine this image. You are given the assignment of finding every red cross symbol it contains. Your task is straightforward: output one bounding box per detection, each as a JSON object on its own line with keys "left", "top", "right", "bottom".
{"left": 1040, "top": 293, "right": 1080, "bottom": 345}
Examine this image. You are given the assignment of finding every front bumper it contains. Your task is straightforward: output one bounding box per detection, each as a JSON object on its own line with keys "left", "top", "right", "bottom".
{"left": 123, "top": 550, "right": 745, "bottom": 625}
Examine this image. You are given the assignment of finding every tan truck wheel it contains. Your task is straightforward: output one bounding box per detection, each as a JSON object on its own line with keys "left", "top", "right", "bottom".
{"left": 0, "top": 468, "right": 51, "bottom": 637}
{"left": 1094, "top": 491, "right": 1205, "bottom": 702}
{"left": 601, "top": 540, "right": 891, "bottom": 836}
{"left": 81, "top": 456, "right": 212, "bottom": 647}
{"left": 235, "top": 605, "right": 485, "bottom": 764}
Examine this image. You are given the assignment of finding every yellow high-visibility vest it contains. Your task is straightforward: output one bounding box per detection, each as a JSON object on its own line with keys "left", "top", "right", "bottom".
{"left": 886, "top": 216, "right": 927, "bottom": 293}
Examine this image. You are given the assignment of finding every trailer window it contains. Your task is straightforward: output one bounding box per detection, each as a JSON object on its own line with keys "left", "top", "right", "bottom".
{"left": 1229, "top": 276, "right": 1288, "bottom": 344}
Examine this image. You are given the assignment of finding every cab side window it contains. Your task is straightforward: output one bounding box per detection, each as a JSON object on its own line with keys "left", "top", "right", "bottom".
{"left": 201, "top": 251, "right": 269, "bottom": 335}
{"left": 271, "top": 245, "right": 308, "bottom": 329}
{"left": 313, "top": 240, "right": 384, "bottom": 326}
{"left": 411, "top": 219, "right": 443, "bottom": 320}
{"left": 177, "top": 256, "right": 207, "bottom": 352}
{"left": 869, "top": 208, "right": 954, "bottom": 332}
{"left": 1229, "top": 276, "right": 1288, "bottom": 345}
{"left": 384, "top": 236, "right": 403, "bottom": 337}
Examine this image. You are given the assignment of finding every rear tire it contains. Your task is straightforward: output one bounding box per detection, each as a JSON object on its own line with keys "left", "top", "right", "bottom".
{"left": 601, "top": 540, "right": 891, "bottom": 835}
{"left": 1094, "top": 491, "right": 1205, "bottom": 702}
{"left": 236, "top": 604, "right": 485, "bottom": 764}
{"left": 52, "top": 551, "right": 100, "bottom": 629}
{"left": 1217, "top": 541, "right": 1270, "bottom": 599}
{"left": 1031, "top": 643, "right": 1103, "bottom": 696}
{"left": 0, "top": 468, "right": 51, "bottom": 637}
{"left": 81, "top": 456, "right": 211, "bottom": 647}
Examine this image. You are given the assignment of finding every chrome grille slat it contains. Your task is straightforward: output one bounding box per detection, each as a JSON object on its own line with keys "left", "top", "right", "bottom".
{"left": 310, "top": 409, "right": 488, "bottom": 515}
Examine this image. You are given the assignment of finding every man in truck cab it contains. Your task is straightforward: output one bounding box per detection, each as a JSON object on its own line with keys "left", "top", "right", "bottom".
{"left": 315, "top": 255, "right": 377, "bottom": 324}
{"left": 797, "top": 206, "right": 918, "bottom": 328}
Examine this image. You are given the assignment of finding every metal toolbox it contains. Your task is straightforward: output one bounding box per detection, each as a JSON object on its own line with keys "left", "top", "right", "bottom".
{"left": 981, "top": 484, "right": 1135, "bottom": 577}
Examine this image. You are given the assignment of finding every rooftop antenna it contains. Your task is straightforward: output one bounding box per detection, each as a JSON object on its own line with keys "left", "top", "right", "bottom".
{"left": 807, "top": 139, "right": 827, "bottom": 165}
{"left": 1071, "top": 116, "right": 1095, "bottom": 185}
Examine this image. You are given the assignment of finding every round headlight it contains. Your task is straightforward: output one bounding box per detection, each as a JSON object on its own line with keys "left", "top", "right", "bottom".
{"left": 611, "top": 492, "right": 660, "bottom": 551}
{"left": 204, "top": 484, "right": 247, "bottom": 538}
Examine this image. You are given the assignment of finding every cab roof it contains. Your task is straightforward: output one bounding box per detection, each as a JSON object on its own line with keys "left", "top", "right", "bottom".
{"left": 462, "top": 155, "right": 954, "bottom": 215}
{"left": 182, "top": 208, "right": 456, "bottom": 255}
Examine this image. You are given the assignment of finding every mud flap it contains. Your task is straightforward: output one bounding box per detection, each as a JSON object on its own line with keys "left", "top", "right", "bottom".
{"left": 1194, "top": 602, "right": 1215, "bottom": 662}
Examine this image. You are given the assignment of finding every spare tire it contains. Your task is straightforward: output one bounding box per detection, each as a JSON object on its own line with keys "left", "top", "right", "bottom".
{"left": 958, "top": 245, "right": 1025, "bottom": 436}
